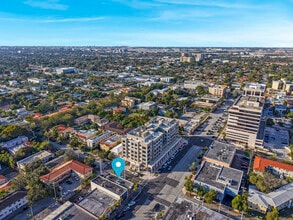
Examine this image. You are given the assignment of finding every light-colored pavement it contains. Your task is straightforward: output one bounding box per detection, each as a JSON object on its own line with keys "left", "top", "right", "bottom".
{"left": 11, "top": 197, "right": 55, "bottom": 220}
{"left": 133, "top": 146, "right": 202, "bottom": 220}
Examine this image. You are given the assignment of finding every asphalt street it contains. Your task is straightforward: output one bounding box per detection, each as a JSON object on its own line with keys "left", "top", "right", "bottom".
{"left": 120, "top": 145, "right": 203, "bottom": 220}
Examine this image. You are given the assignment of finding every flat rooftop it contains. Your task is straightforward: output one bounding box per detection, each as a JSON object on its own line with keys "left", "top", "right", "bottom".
{"left": 233, "top": 96, "right": 263, "bottom": 110}
{"left": 244, "top": 83, "right": 266, "bottom": 91}
{"left": 194, "top": 161, "right": 243, "bottom": 192}
{"left": 17, "top": 150, "right": 52, "bottom": 166}
{"left": 92, "top": 175, "right": 128, "bottom": 196}
{"left": 78, "top": 189, "right": 117, "bottom": 217}
{"left": 100, "top": 172, "right": 134, "bottom": 189}
{"left": 165, "top": 197, "right": 231, "bottom": 220}
{"left": 204, "top": 141, "right": 236, "bottom": 166}
{"left": 44, "top": 201, "right": 96, "bottom": 220}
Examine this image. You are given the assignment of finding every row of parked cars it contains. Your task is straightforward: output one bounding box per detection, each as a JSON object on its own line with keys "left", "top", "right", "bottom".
{"left": 158, "top": 147, "right": 182, "bottom": 172}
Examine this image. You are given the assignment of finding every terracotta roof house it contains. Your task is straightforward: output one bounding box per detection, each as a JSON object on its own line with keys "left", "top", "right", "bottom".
{"left": 0, "top": 175, "right": 7, "bottom": 186}
{"left": 40, "top": 160, "right": 92, "bottom": 185}
{"left": 253, "top": 156, "right": 293, "bottom": 178}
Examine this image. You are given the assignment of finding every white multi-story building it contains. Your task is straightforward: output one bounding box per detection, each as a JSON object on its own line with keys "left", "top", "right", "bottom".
{"left": 0, "top": 191, "right": 28, "bottom": 220}
{"left": 27, "top": 78, "right": 46, "bottom": 84}
{"left": 243, "top": 83, "right": 266, "bottom": 97}
{"left": 56, "top": 67, "right": 77, "bottom": 75}
{"left": 138, "top": 102, "right": 157, "bottom": 110}
{"left": 122, "top": 116, "right": 183, "bottom": 172}
{"left": 226, "top": 96, "right": 264, "bottom": 148}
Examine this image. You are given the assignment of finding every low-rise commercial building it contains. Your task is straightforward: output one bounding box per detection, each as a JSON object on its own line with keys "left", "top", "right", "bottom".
{"left": 91, "top": 173, "right": 133, "bottom": 200}
{"left": 202, "top": 141, "right": 236, "bottom": 168}
{"left": 43, "top": 201, "right": 96, "bottom": 220}
{"left": 194, "top": 161, "right": 243, "bottom": 201}
{"left": 78, "top": 189, "right": 119, "bottom": 218}
{"left": 17, "top": 150, "right": 53, "bottom": 169}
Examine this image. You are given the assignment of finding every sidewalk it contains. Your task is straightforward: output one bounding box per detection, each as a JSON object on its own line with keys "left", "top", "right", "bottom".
{"left": 183, "top": 194, "right": 242, "bottom": 220}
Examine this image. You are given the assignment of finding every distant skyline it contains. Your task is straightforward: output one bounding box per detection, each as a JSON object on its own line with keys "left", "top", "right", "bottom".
{"left": 1, "top": 0, "right": 293, "bottom": 47}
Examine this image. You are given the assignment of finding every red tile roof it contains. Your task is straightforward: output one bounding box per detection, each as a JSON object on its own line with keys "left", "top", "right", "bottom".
{"left": 253, "top": 156, "right": 293, "bottom": 173}
{"left": 0, "top": 175, "right": 7, "bottom": 183}
{"left": 0, "top": 180, "right": 11, "bottom": 191}
{"left": 40, "top": 160, "right": 92, "bottom": 183}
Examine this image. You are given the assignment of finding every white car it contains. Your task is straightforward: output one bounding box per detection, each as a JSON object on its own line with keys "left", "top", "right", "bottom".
{"left": 128, "top": 201, "right": 136, "bottom": 207}
{"left": 194, "top": 196, "right": 203, "bottom": 201}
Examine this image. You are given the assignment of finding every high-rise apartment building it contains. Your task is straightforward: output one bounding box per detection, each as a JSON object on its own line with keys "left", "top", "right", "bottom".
{"left": 121, "top": 116, "right": 183, "bottom": 172}
{"left": 226, "top": 95, "right": 264, "bottom": 148}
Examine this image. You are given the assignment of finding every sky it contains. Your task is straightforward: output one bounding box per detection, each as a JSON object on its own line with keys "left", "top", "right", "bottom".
{"left": 1, "top": 0, "right": 293, "bottom": 47}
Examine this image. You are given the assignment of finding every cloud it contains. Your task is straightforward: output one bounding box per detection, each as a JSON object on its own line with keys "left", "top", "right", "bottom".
{"left": 155, "top": 0, "right": 265, "bottom": 9}
{"left": 113, "top": 0, "right": 163, "bottom": 9}
{"left": 24, "top": 0, "right": 68, "bottom": 10}
{"left": 149, "top": 9, "right": 215, "bottom": 21}
{"left": 0, "top": 16, "right": 105, "bottom": 23}
{"left": 40, "top": 17, "right": 105, "bottom": 23}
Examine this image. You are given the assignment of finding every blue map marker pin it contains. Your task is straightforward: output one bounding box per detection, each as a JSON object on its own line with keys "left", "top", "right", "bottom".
{"left": 112, "top": 158, "right": 125, "bottom": 178}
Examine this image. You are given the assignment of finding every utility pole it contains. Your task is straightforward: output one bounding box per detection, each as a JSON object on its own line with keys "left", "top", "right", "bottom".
{"left": 53, "top": 182, "right": 57, "bottom": 203}
{"left": 100, "top": 158, "right": 103, "bottom": 175}
{"left": 218, "top": 200, "right": 222, "bottom": 212}
{"left": 30, "top": 204, "right": 34, "bottom": 218}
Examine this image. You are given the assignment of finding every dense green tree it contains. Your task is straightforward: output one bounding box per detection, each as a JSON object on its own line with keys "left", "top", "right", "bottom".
{"left": 0, "top": 190, "right": 7, "bottom": 199}
{"left": 196, "top": 86, "right": 206, "bottom": 95}
{"left": 11, "top": 174, "right": 27, "bottom": 190}
{"left": 184, "top": 176, "right": 194, "bottom": 195}
{"left": 197, "top": 185, "right": 207, "bottom": 197}
{"left": 266, "top": 208, "right": 279, "bottom": 220}
{"left": 64, "top": 150, "right": 78, "bottom": 161}
{"left": 84, "top": 154, "right": 95, "bottom": 166}
{"left": 204, "top": 189, "right": 217, "bottom": 204}
{"left": 0, "top": 125, "right": 30, "bottom": 141}
{"left": 232, "top": 194, "right": 248, "bottom": 212}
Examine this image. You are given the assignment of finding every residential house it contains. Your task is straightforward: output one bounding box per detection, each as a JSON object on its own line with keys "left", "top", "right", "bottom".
{"left": 0, "top": 191, "right": 28, "bottom": 220}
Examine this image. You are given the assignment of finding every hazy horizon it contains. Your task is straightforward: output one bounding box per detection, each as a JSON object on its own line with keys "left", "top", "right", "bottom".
{"left": 1, "top": 0, "right": 293, "bottom": 47}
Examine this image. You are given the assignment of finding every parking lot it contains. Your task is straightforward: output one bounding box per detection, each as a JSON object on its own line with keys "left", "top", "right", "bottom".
{"left": 59, "top": 175, "right": 81, "bottom": 199}
{"left": 194, "top": 100, "right": 232, "bottom": 139}
{"left": 230, "top": 150, "right": 251, "bottom": 190}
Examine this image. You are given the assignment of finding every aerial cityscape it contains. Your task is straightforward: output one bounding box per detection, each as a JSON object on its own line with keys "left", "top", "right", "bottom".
{"left": 1, "top": 1, "right": 293, "bottom": 220}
